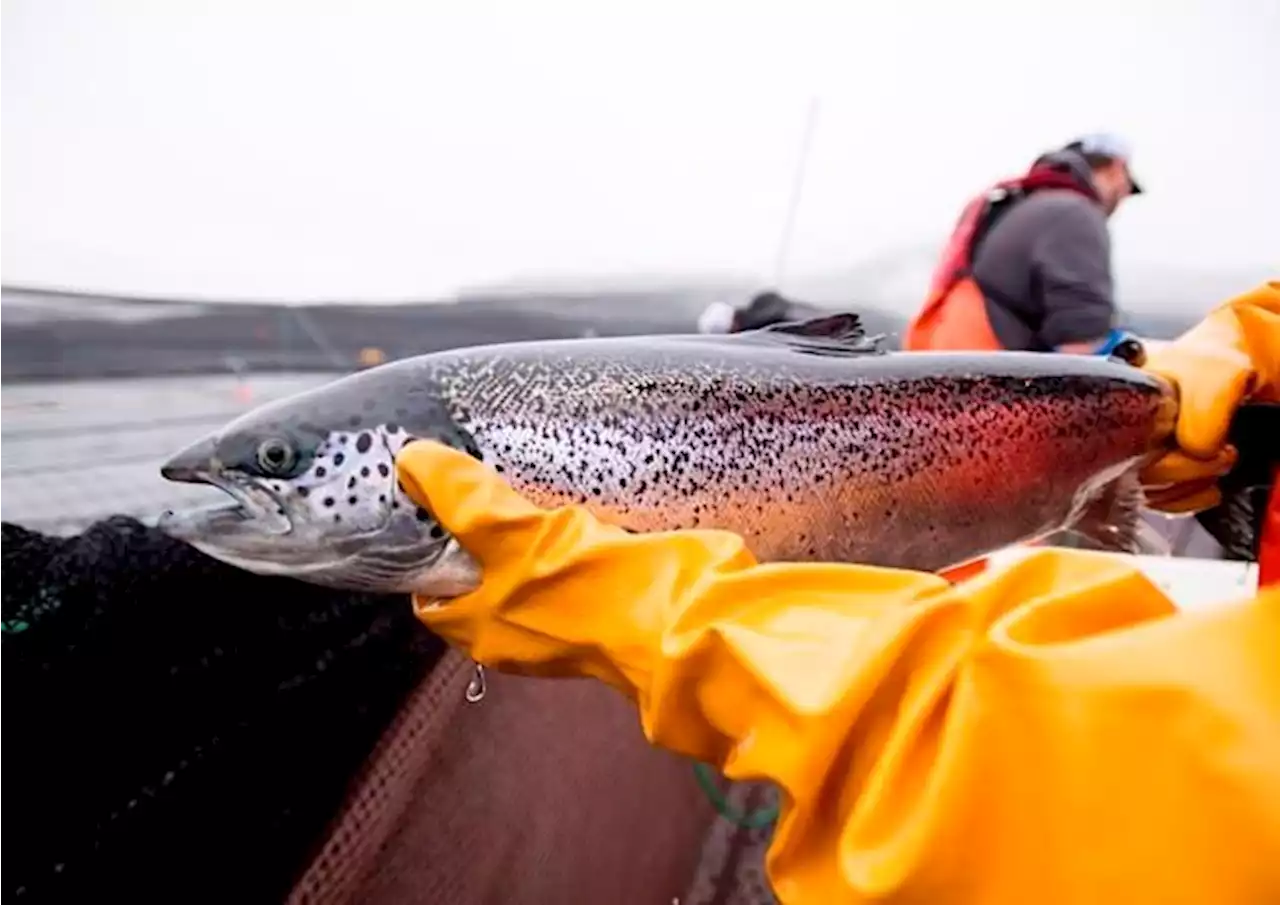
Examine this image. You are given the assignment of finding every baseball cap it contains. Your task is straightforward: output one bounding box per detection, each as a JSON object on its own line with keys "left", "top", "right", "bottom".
{"left": 1066, "top": 132, "right": 1144, "bottom": 194}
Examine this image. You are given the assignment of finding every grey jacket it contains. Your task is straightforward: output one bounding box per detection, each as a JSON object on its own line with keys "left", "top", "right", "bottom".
{"left": 971, "top": 149, "right": 1116, "bottom": 351}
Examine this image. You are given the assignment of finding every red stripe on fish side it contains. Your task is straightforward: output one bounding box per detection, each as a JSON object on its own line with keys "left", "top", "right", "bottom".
{"left": 905, "top": 394, "right": 1146, "bottom": 503}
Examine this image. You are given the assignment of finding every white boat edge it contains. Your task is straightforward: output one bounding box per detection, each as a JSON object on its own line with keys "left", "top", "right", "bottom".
{"left": 986, "top": 547, "right": 1259, "bottom": 614}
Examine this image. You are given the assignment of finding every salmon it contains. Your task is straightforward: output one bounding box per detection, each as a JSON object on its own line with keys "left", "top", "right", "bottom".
{"left": 157, "top": 315, "right": 1177, "bottom": 595}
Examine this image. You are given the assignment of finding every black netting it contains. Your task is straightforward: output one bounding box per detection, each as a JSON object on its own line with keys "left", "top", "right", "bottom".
{"left": 3, "top": 517, "right": 443, "bottom": 903}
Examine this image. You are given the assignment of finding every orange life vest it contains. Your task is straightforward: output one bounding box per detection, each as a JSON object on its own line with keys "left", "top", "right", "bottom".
{"left": 904, "top": 166, "right": 1098, "bottom": 352}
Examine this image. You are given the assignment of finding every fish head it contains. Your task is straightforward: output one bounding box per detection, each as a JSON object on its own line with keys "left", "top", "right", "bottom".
{"left": 157, "top": 368, "right": 481, "bottom": 596}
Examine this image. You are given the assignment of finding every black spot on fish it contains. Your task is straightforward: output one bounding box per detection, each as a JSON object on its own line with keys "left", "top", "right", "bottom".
{"left": 348, "top": 496, "right": 358, "bottom": 506}
{"left": 494, "top": 463, "right": 505, "bottom": 473}
{"left": 430, "top": 525, "right": 445, "bottom": 539}
{"left": 297, "top": 486, "right": 309, "bottom": 498}
{"left": 356, "top": 433, "right": 372, "bottom": 453}
{"left": 314, "top": 466, "right": 327, "bottom": 478}
{"left": 378, "top": 463, "right": 390, "bottom": 478}
{"left": 361, "top": 466, "right": 370, "bottom": 478}
{"left": 323, "top": 497, "right": 335, "bottom": 508}
{"left": 348, "top": 415, "right": 362, "bottom": 428}
{"left": 415, "top": 507, "right": 432, "bottom": 523}
{"left": 334, "top": 514, "right": 342, "bottom": 523}
{"left": 363, "top": 399, "right": 377, "bottom": 412}
{"left": 333, "top": 453, "right": 345, "bottom": 467}
{"left": 386, "top": 422, "right": 400, "bottom": 434}
{"left": 379, "top": 494, "right": 387, "bottom": 503}
{"left": 338, "top": 435, "right": 347, "bottom": 445}
{"left": 348, "top": 476, "right": 357, "bottom": 489}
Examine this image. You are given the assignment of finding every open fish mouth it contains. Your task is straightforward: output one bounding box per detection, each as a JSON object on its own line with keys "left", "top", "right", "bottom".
{"left": 158, "top": 436, "right": 289, "bottom": 535}
{"left": 159, "top": 471, "right": 293, "bottom": 538}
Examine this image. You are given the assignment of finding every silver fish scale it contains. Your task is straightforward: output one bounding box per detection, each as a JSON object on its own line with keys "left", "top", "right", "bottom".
{"left": 417, "top": 340, "right": 1166, "bottom": 570}
{"left": 442, "top": 347, "right": 878, "bottom": 489}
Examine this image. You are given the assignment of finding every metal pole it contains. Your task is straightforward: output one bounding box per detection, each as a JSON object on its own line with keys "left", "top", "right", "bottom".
{"left": 772, "top": 95, "right": 821, "bottom": 288}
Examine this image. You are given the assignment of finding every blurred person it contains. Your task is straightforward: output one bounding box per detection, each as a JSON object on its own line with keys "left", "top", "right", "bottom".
{"left": 904, "top": 133, "right": 1143, "bottom": 354}
{"left": 396, "top": 282, "right": 1280, "bottom": 905}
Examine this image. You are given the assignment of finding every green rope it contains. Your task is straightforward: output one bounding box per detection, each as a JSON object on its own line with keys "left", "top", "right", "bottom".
{"left": 692, "top": 762, "right": 780, "bottom": 830}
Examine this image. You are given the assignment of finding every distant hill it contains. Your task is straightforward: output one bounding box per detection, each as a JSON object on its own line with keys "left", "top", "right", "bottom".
{"left": 0, "top": 285, "right": 710, "bottom": 382}
{"left": 3, "top": 261, "right": 1262, "bottom": 381}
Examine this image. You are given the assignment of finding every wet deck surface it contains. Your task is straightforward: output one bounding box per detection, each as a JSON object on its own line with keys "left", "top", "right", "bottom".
{"left": 2, "top": 373, "right": 337, "bottom": 534}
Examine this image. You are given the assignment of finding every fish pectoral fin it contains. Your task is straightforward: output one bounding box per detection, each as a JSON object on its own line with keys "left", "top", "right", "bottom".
{"left": 746, "top": 312, "right": 887, "bottom": 357}
{"left": 1053, "top": 471, "right": 1169, "bottom": 557}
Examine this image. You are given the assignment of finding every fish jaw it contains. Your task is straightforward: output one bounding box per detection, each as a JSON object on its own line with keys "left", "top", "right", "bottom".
{"left": 155, "top": 468, "right": 327, "bottom": 571}
{"left": 156, "top": 493, "right": 479, "bottom": 595}
{"left": 157, "top": 499, "right": 315, "bottom": 571}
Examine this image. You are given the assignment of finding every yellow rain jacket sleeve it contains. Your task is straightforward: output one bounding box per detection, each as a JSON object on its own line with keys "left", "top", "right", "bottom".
{"left": 399, "top": 441, "right": 1280, "bottom": 905}
{"left": 1140, "top": 280, "right": 1280, "bottom": 512}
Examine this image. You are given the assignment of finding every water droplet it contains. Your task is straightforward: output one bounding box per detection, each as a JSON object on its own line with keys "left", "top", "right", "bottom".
{"left": 465, "top": 664, "right": 487, "bottom": 703}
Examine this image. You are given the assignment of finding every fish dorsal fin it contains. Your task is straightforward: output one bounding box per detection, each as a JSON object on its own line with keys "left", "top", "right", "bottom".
{"left": 745, "top": 312, "right": 886, "bottom": 357}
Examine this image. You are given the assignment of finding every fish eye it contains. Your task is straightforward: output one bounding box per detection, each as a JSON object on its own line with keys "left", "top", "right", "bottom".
{"left": 255, "top": 437, "right": 299, "bottom": 476}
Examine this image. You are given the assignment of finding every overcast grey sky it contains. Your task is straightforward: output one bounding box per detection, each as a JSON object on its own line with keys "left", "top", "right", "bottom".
{"left": 2, "top": 0, "right": 1277, "bottom": 308}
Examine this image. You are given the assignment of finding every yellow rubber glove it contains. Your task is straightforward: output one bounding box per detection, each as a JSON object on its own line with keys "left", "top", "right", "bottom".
{"left": 1141, "top": 281, "right": 1280, "bottom": 513}
{"left": 398, "top": 440, "right": 1280, "bottom": 905}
